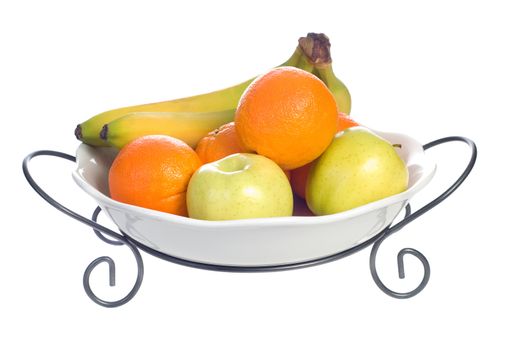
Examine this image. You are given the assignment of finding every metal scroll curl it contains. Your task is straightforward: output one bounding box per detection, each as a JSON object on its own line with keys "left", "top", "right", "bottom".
{"left": 369, "top": 136, "right": 477, "bottom": 298}
{"left": 22, "top": 150, "right": 144, "bottom": 307}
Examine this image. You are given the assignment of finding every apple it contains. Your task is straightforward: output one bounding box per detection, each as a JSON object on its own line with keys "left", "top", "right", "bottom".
{"left": 187, "top": 153, "right": 293, "bottom": 220}
{"left": 306, "top": 127, "right": 408, "bottom": 215}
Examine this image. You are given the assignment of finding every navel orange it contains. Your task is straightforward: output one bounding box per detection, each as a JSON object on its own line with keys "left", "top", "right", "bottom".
{"left": 235, "top": 67, "right": 338, "bottom": 170}
{"left": 195, "top": 122, "right": 247, "bottom": 164}
{"left": 108, "top": 135, "right": 201, "bottom": 216}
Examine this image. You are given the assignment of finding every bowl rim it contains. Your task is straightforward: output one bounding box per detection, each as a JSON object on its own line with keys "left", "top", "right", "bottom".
{"left": 72, "top": 129, "right": 437, "bottom": 228}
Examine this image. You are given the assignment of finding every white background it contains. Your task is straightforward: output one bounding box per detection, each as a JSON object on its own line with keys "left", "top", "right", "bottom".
{"left": 1, "top": 0, "right": 522, "bottom": 349}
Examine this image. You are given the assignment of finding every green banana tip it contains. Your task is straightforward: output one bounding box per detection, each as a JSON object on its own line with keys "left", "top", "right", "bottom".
{"left": 100, "top": 124, "right": 108, "bottom": 140}
{"left": 74, "top": 124, "right": 82, "bottom": 141}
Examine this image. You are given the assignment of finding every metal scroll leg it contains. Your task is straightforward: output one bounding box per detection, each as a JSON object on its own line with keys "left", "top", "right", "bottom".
{"left": 369, "top": 136, "right": 477, "bottom": 298}
{"left": 370, "top": 205, "right": 431, "bottom": 298}
{"left": 83, "top": 206, "right": 144, "bottom": 307}
{"left": 22, "top": 150, "right": 144, "bottom": 307}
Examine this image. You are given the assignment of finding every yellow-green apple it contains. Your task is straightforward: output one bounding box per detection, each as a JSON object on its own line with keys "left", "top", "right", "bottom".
{"left": 187, "top": 153, "right": 293, "bottom": 220}
{"left": 306, "top": 127, "right": 408, "bottom": 215}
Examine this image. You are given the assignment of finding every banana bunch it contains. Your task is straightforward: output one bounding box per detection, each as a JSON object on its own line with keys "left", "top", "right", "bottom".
{"left": 75, "top": 33, "right": 351, "bottom": 149}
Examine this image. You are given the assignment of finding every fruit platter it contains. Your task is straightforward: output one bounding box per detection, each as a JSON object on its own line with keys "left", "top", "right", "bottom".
{"left": 23, "top": 33, "right": 477, "bottom": 307}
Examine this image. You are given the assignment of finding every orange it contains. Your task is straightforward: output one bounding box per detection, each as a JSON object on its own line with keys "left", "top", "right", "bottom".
{"left": 195, "top": 122, "right": 247, "bottom": 164}
{"left": 337, "top": 112, "right": 360, "bottom": 132}
{"left": 290, "top": 113, "right": 360, "bottom": 199}
{"left": 235, "top": 66, "right": 338, "bottom": 170}
{"left": 108, "top": 135, "right": 201, "bottom": 216}
{"left": 195, "top": 122, "right": 291, "bottom": 181}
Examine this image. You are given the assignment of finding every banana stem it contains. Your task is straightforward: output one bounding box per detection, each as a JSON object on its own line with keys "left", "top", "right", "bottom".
{"left": 298, "top": 33, "right": 332, "bottom": 66}
{"left": 297, "top": 33, "right": 352, "bottom": 115}
{"left": 279, "top": 44, "right": 314, "bottom": 72}
{"left": 296, "top": 52, "right": 315, "bottom": 72}
{"left": 279, "top": 47, "right": 304, "bottom": 67}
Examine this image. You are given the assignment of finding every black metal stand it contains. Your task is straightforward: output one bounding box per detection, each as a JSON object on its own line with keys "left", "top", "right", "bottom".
{"left": 22, "top": 136, "right": 477, "bottom": 307}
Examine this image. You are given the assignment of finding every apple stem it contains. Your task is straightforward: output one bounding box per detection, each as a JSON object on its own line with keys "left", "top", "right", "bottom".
{"left": 393, "top": 144, "right": 402, "bottom": 148}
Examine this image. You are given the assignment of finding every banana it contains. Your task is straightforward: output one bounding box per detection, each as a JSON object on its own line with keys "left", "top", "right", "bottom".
{"left": 75, "top": 47, "right": 303, "bottom": 146}
{"left": 315, "top": 64, "right": 351, "bottom": 115}
{"left": 100, "top": 109, "right": 235, "bottom": 149}
{"left": 75, "top": 33, "right": 352, "bottom": 148}
{"left": 298, "top": 33, "right": 351, "bottom": 115}
{"left": 295, "top": 51, "right": 315, "bottom": 73}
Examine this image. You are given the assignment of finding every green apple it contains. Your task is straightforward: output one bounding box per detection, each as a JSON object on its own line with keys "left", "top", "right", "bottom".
{"left": 187, "top": 153, "right": 293, "bottom": 220}
{"left": 306, "top": 127, "right": 408, "bottom": 215}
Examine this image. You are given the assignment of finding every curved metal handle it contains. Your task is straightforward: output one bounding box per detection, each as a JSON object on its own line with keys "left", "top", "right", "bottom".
{"left": 22, "top": 150, "right": 144, "bottom": 307}
{"left": 370, "top": 136, "right": 477, "bottom": 298}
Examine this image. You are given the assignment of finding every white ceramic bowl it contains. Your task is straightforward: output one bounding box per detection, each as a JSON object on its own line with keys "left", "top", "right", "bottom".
{"left": 72, "top": 130, "right": 436, "bottom": 267}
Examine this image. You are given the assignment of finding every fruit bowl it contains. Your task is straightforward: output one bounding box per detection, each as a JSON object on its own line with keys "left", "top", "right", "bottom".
{"left": 72, "top": 129, "right": 437, "bottom": 267}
